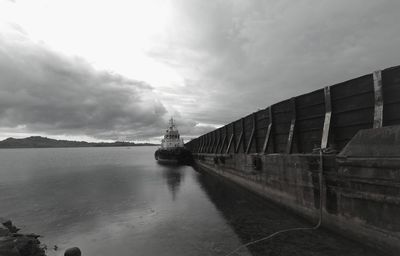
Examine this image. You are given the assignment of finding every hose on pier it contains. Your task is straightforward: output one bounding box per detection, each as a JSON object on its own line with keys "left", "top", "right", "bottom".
{"left": 224, "top": 149, "right": 325, "bottom": 256}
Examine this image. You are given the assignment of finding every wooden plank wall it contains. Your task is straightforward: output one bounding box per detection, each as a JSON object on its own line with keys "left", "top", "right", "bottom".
{"left": 185, "top": 65, "right": 400, "bottom": 154}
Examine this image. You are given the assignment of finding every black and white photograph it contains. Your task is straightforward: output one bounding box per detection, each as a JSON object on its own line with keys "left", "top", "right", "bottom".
{"left": 0, "top": 0, "right": 399, "bottom": 255}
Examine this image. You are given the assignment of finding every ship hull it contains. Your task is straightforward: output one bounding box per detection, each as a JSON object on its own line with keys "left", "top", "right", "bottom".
{"left": 154, "top": 147, "right": 193, "bottom": 165}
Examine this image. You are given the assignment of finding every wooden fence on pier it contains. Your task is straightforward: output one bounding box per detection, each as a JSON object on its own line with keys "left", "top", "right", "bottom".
{"left": 185, "top": 65, "right": 400, "bottom": 154}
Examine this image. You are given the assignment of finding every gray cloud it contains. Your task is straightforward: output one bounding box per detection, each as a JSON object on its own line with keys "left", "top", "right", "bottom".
{"left": 150, "top": 0, "right": 400, "bottom": 125}
{"left": 2, "top": 0, "right": 400, "bottom": 141}
{"left": 0, "top": 31, "right": 174, "bottom": 141}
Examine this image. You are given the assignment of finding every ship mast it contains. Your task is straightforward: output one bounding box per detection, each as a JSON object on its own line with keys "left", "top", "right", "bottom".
{"left": 169, "top": 117, "right": 176, "bottom": 130}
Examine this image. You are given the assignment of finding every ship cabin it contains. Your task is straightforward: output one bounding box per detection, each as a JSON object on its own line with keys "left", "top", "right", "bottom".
{"left": 161, "top": 118, "right": 184, "bottom": 149}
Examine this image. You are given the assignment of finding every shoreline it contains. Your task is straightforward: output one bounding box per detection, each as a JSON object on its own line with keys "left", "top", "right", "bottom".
{"left": 0, "top": 219, "right": 46, "bottom": 256}
{"left": 0, "top": 144, "right": 159, "bottom": 149}
{"left": 0, "top": 220, "right": 81, "bottom": 256}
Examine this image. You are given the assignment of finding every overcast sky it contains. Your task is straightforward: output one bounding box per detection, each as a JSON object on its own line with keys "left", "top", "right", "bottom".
{"left": 1, "top": 0, "right": 400, "bottom": 142}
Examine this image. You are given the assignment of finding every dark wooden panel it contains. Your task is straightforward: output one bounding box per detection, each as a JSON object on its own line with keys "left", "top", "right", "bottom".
{"left": 207, "top": 133, "right": 213, "bottom": 153}
{"left": 251, "top": 113, "right": 258, "bottom": 153}
{"left": 215, "top": 129, "right": 221, "bottom": 153}
{"left": 330, "top": 74, "right": 373, "bottom": 100}
{"left": 244, "top": 114, "right": 253, "bottom": 139}
{"left": 382, "top": 85, "right": 400, "bottom": 104}
{"left": 256, "top": 109, "right": 268, "bottom": 129}
{"left": 256, "top": 109, "right": 267, "bottom": 122}
{"left": 234, "top": 120, "right": 242, "bottom": 137}
{"left": 332, "top": 107, "right": 373, "bottom": 128}
{"left": 192, "top": 66, "right": 400, "bottom": 155}
{"left": 193, "top": 138, "right": 199, "bottom": 152}
{"left": 296, "top": 89, "right": 325, "bottom": 108}
{"left": 382, "top": 66, "right": 400, "bottom": 125}
{"left": 213, "top": 129, "right": 220, "bottom": 153}
{"left": 233, "top": 120, "right": 243, "bottom": 153}
{"left": 218, "top": 125, "right": 227, "bottom": 153}
{"left": 274, "top": 122, "right": 291, "bottom": 134}
{"left": 227, "top": 123, "right": 235, "bottom": 153}
{"left": 383, "top": 103, "right": 400, "bottom": 124}
{"left": 332, "top": 93, "right": 374, "bottom": 114}
{"left": 203, "top": 134, "right": 209, "bottom": 153}
{"left": 297, "top": 117, "right": 324, "bottom": 132}
{"left": 274, "top": 99, "right": 292, "bottom": 112}
{"left": 297, "top": 104, "right": 325, "bottom": 120}
{"left": 202, "top": 134, "right": 208, "bottom": 153}
{"left": 332, "top": 124, "right": 371, "bottom": 150}
{"left": 382, "top": 65, "right": 400, "bottom": 89}
{"left": 256, "top": 127, "right": 267, "bottom": 153}
{"left": 299, "top": 129, "right": 323, "bottom": 152}
{"left": 208, "top": 132, "right": 214, "bottom": 153}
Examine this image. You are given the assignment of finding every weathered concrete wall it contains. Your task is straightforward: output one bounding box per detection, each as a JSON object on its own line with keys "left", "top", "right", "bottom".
{"left": 193, "top": 126, "right": 400, "bottom": 255}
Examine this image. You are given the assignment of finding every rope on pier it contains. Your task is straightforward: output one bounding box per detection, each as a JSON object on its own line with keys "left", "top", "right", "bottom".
{"left": 224, "top": 149, "right": 325, "bottom": 256}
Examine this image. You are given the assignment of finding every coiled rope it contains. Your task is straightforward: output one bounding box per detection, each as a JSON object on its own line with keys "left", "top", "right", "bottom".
{"left": 224, "top": 149, "right": 325, "bottom": 256}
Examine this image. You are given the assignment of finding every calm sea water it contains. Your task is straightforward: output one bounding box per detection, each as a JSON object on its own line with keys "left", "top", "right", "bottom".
{"left": 0, "top": 147, "right": 383, "bottom": 256}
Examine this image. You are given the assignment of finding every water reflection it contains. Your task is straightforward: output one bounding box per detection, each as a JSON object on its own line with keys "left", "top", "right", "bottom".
{"left": 196, "top": 173, "right": 384, "bottom": 256}
{"left": 0, "top": 147, "right": 249, "bottom": 256}
{"left": 160, "top": 164, "right": 185, "bottom": 200}
{"left": 0, "top": 147, "right": 385, "bottom": 256}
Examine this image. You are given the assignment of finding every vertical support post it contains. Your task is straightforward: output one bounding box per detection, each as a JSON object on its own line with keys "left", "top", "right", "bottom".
{"left": 210, "top": 132, "right": 216, "bottom": 153}
{"left": 205, "top": 134, "right": 210, "bottom": 153}
{"left": 218, "top": 125, "right": 228, "bottom": 154}
{"left": 201, "top": 135, "right": 208, "bottom": 153}
{"left": 246, "top": 113, "right": 257, "bottom": 154}
{"left": 321, "top": 86, "right": 332, "bottom": 150}
{"left": 218, "top": 135, "right": 226, "bottom": 154}
{"left": 226, "top": 134, "right": 234, "bottom": 154}
{"left": 214, "top": 130, "right": 221, "bottom": 153}
{"left": 217, "top": 130, "right": 222, "bottom": 153}
{"left": 242, "top": 118, "right": 246, "bottom": 153}
{"left": 208, "top": 134, "right": 212, "bottom": 153}
{"left": 232, "top": 123, "right": 236, "bottom": 152}
{"left": 199, "top": 136, "right": 203, "bottom": 153}
{"left": 215, "top": 129, "right": 221, "bottom": 153}
{"left": 235, "top": 120, "right": 244, "bottom": 153}
{"left": 373, "top": 70, "right": 383, "bottom": 128}
{"left": 286, "top": 98, "right": 297, "bottom": 154}
{"left": 262, "top": 106, "right": 273, "bottom": 153}
{"left": 211, "top": 133, "right": 216, "bottom": 153}
{"left": 196, "top": 138, "right": 200, "bottom": 153}
{"left": 226, "top": 124, "right": 234, "bottom": 154}
{"left": 219, "top": 126, "right": 228, "bottom": 154}
{"left": 235, "top": 132, "right": 243, "bottom": 153}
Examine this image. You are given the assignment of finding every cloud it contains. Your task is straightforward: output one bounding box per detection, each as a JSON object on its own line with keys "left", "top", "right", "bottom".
{"left": 149, "top": 0, "right": 400, "bottom": 125}
{"left": 2, "top": 0, "right": 400, "bottom": 141}
{"left": 0, "top": 28, "right": 173, "bottom": 141}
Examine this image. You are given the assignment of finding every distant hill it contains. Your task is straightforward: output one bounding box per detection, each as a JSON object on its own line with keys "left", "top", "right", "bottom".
{"left": 0, "top": 136, "right": 157, "bottom": 148}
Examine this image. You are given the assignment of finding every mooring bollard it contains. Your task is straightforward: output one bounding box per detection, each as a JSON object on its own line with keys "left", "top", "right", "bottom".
{"left": 64, "top": 247, "right": 82, "bottom": 256}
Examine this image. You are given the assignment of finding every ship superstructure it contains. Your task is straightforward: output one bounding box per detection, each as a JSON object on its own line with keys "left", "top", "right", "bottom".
{"left": 161, "top": 118, "right": 184, "bottom": 149}
{"left": 155, "top": 118, "right": 192, "bottom": 164}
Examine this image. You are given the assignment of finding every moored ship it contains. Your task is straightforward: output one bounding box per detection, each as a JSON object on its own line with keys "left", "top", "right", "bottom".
{"left": 154, "top": 118, "right": 192, "bottom": 164}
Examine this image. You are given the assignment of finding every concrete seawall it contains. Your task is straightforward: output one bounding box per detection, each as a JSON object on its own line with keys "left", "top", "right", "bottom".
{"left": 193, "top": 127, "right": 400, "bottom": 254}
{"left": 187, "top": 65, "right": 400, "bottom": 255}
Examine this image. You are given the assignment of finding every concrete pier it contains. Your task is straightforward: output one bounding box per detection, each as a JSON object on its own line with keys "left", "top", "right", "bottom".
{"left": 186, "top": 65, "right": 400, "bottom": 255}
